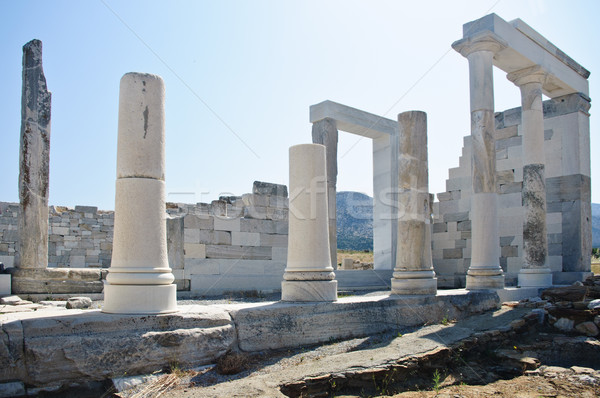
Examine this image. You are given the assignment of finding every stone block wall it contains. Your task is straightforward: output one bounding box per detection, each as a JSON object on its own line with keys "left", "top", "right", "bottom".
{"left": 0, "top": 203, "right": 114, "bottom": 269}
{"left": 432, "top": 93, "right": 592, "bottom": 287}
{"left": 0, "top": 181, "right": 290, "bottom": 294}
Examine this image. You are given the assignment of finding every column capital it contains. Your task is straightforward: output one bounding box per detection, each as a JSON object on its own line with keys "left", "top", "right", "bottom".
{"left": 452, "top": 31, "right": 507, "bottom": 58}
{"left": 507, "top": 65, "right": 549, "bottom": 87}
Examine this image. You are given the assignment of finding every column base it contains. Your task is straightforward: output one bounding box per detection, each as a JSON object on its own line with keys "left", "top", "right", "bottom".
{"left": 518, "top": 268, "right": 553, "bottom": 288}
{"left": 102, "top": 283, "right": 177, "bottom": 314}
{"left": 466, "top": 274, "right": 505, "bottom": 290}
{"left": 390, "top": 277, "right": 437, "bottom": 295}
{"left": 281, "top": 280, "right": 337, "bottom": 302}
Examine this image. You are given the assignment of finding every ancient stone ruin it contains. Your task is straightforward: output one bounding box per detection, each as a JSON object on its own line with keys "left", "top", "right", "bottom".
{"left": 0, "top": 13, "right": 594, "bottom": 395}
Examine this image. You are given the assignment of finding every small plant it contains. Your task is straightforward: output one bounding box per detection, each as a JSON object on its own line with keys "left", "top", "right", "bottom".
{"left": 216, "top": 351, "right": 248, "bottom": 375}
{"left": 441, "top": 316, "right": 449, "bottom": 326}
{"left": 397, "top": 332, "right": 403, "bottom": 338}
{"left": 372, "top": 369, "right": 397, "bottom": 396}
{"left": 432, "top": 369, "right": 442, "bottom": 393}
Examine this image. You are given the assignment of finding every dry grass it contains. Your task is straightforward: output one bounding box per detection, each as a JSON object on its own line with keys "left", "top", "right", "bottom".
{"left": 127, "top": 373, "right": 179, "bottom": 398}
{"left": 336, "top": 249, "right": 373, "bottom": 266}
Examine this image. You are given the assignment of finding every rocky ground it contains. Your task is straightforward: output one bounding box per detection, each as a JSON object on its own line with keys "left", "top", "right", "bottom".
{"left": 106, "top": 280, "right": 600, "bottom": 398}
{"left": 4, "top": 279, "right": 600, "bottom": 398}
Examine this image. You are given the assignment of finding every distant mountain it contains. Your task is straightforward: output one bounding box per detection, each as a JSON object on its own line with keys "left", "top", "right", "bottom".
{"left": 336, "top": 195, "right": 599, "bottom": 250}
{"left": 592, "top": 203, "right": 600, "bottom": 248}
{"left": 336, "top": 192, "right": 373, "bottom": 251}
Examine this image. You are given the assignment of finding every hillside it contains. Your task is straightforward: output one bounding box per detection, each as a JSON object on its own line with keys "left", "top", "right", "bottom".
{"left": 336, "top": 191, "right": 373, "bottom": 251}
{"left": 593, "top": 203, "right": 600, "bottom": 248}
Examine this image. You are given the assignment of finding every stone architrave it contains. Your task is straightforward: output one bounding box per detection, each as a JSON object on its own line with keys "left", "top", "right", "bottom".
{"left": 311, "top": 118, "right": 338, "bottom": 269}
{"left": 453, "top": 33, "right": 506, "bottom": 289}
{"left": 391, "top": 111, "right": 437, "bottom": 295}
{"left": 282, "top": 144, "right": 337, "bottom": 301}
{"left": 17, "top": 39, "right": 51, "bottom": 270}
{"left": 507, "top": 66, "right": 552, "bottom": 287}
{"left": 102, "top": 73, "right": 177, "bottom": 314}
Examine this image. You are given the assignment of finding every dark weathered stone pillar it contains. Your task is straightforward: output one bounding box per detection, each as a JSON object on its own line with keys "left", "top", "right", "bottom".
{"left": 508, "top": 66, "right": 553, "bottom": 287}
{"left": 312, "top": 118, "right": 338, "bottom": 269}
{"left": 391, "top": 111, "right": 436, "bottom": 295}
{"left": 17, "top": 39, "right": 51, "bottom": 269}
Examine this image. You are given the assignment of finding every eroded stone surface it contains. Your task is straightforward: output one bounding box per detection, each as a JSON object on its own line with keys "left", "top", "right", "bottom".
{"left": 0, "top": 305, "right": 234, "bottom": 387}
{"left": 17, "top": 39, "right": 51, "bottom": 270}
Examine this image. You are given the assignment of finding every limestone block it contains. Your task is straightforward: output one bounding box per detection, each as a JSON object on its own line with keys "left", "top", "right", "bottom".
{"left": 232, "top": 291, "right": 498, "bottom": 352}
{"left": 1, "top": 306, "right": 234, "bottom": 387}
{"left": 213, "top": 217, "right": 241, "bottom": 232}
{"left": 116, "top": 73, "right": 165, "bottom": 180}
{"left": 231, "top": 232, "right": 260, "bottom": 247}
{"left": 242, "top": 193, "right": 270, "bottom": 207}
{"left": 184, "top": 243, "right": 206, "bottom": 259}
{"left": 199, "top": 230, "right": 231, "bottom": 245}
{"left": 190, "top": 273, "right": 283, "bottom": 295}
{"left": 166, "top": 216, "right": 184, "bottom": 269}
{"left": 243, "top": 206, "right": 268, "bottom": 220}
{"left": 205, "top": 245, "right": 271, "bottom": 260}
{"left": 252, "top": 181, "right": 288, "bottom": 197}
{"left": 183, "top": 215, "right": 213, "bottom": 230}
{"left": 240, "top": 219, "right": 288, "bottom": 235}
{"left": 183, "top": 259, "right": 219, "bottom": 278}
{"left": 9, "top": 268, "right": 104, "bottom": 294}
{"left": 267, "top": 208, "right": 288, "bottom": 221}
{"left": 269, "top": 195, "right": 289, "bottom": 209}
{"left": 218, "top": 260, "right": 266, "bottom": 275}
{"left": 184, "top": 228, "right": 201, "bottom": 243}
{"left": 259, "top": 233, "right": 287, "bottom": 247}
{"left": 0, "top": 275, "right": 10, "bottom": 296}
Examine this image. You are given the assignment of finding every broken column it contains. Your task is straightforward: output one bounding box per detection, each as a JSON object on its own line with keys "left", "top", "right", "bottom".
{"left": 16, "top": 39, "right": 51, "bottom": 270}
{"left": 453, "top": 34, "right": 505, "bottom": 289}
{"left": 391, "top": 111, "right": 437, "bottom": 295}
{"left": 282, "top": 144, "right": 337, "bottom": 301}
{"left": 507, "top": 66, "right": 552, "bottom": 287}
{"left": 103, "top": 72, "right": 177, "bottom": 314}
{"left": 311, "top": 118, "right": 338, "bottom": 269}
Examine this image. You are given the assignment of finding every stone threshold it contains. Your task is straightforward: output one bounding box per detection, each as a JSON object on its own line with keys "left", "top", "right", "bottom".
{"left": 0, "top": 290, "right": 499, "bottom": 394}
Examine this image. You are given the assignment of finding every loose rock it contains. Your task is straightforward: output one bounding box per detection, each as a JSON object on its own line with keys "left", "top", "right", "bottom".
{"left": 66, "top": 297, "right": 92, "bottom": 309}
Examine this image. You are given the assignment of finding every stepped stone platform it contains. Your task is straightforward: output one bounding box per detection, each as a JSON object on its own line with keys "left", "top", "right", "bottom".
{"left": 0, "top": 290, "right": 498, "bottom": 394}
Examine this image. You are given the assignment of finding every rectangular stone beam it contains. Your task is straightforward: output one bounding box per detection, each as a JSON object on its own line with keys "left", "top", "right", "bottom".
{"left": 310, "top": 100, "right": 397, "bottom": 139}
{"left": 459, "top": 13, "right": 589, "bottom": 97}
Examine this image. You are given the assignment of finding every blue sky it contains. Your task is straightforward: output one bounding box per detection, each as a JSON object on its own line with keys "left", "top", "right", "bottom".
{"left": 0, "top": 0, "right": 598, "bottom": 210}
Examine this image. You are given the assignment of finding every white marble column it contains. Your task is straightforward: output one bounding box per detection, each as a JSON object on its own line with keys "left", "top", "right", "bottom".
{"left": 391, "top": 111, "right": 436, "bottom": 295}
{"left": 507, "top": 66, "right": 552, "bottom": 287}
{"left": 103, "top": 72, "right": 177, "bottom": 314}
{"left": 453, "top": 34, "right": 506, "bottom": 289}
{"left": 282, "top": 144, "right": 337, "bottom": 301}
